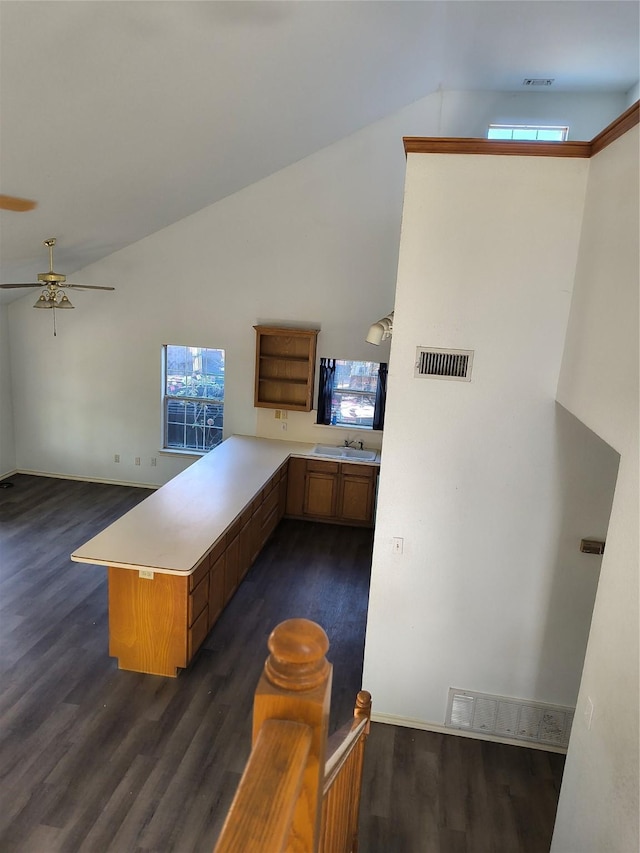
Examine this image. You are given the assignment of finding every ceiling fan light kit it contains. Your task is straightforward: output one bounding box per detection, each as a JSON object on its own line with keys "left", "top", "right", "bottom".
{"left": 34, "top": 291, "right": 75, "bottom": 309}
{"left": 1, "top": 237, "right": 113, "bottom": 335}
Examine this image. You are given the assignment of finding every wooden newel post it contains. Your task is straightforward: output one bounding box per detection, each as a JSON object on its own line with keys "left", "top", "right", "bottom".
{"left": 253, "top": 618, "right": 333, "bottom": 852}
{"left": 354, "top": 690, "right": 372, "bottom": 734}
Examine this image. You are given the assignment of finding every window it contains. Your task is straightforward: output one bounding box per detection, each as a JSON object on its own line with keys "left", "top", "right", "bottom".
{"left": 316, "top": 359, "right": 387, "bottom": 430}
{"left": 487, "top": 124, "right": 568, "bottom": 142}
{"left": 163, "top": 344, "right": 225, "bottom": 452}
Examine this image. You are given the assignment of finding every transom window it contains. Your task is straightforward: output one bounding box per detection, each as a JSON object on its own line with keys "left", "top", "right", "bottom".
{"left": 163, "top": 344, "right": 225, "bottom": 452}
{"left": 487, "top": 124, "right": 569, "bottom": 142}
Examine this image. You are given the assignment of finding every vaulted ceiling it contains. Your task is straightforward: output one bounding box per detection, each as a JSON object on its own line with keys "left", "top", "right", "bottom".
{"left": 1, "top": 1, "right": 638, "bottom": 297}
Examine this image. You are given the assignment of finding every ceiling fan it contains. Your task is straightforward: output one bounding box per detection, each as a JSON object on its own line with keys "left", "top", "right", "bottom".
{"left": 0, "top": 237, "right": 115, "bottom": 335}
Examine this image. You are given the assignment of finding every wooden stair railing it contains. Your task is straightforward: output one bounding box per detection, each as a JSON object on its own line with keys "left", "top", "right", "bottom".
{"left": 214, "top": 619, "right": 372, "bottom": 853}
{"left": 319, "top": 690, "right": 371, "bottom": 853}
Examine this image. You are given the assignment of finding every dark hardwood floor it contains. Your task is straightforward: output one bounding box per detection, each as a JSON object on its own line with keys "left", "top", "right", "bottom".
{"left": 0, "top": 475, "right": 564, "bottom": 852}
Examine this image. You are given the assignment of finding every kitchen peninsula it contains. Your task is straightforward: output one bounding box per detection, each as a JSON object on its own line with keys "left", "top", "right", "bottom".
{"left": 71, "top": 435, "right": 379, "bottom": 676}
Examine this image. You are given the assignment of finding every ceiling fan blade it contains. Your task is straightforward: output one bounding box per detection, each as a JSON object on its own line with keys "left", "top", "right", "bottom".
{"left": 0, "top": 283, "right": 41, "bottom": 289}
{"left": 0, "top": 194, "right": 37, "bottom": 212}
{"left": 65, "top": 284, "right": 115, "bottom": 291}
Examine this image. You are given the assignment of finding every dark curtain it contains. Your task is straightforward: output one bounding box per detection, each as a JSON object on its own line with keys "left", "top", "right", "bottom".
{"left": 316, "top": 358, "right": 336, "bottom": 424}
{"left": 373, "top": 362, "right": 388, "bottom": 431}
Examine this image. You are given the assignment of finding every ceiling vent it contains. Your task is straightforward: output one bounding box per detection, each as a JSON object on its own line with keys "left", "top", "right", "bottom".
{"left": 415, "top": 347, "right": 474, "bottom": 381}
{"left": 522, "top": 78, "right": 554, "bottom": 86}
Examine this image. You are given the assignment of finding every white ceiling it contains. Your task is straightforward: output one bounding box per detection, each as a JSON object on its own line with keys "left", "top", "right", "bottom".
{"left": 1, "top": 0, "right": 638, "bottom": 299}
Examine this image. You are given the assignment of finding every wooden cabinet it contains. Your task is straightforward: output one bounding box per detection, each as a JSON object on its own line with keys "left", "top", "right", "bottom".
{"left": 338, "top": 463, "right": 376, "bottom": 524}
{"left": 108, "top": 461, "right": 289, "bottom": 677}
{"left": 287, "top": 458, "right": 378, "bottom": 527}
{"left": 304, "top": 460, "right": 339, "bottom": 518}
{"left": 285, "top": 457, "right": 307, "bottom": 517}
{"left": 254, "top": 326, "right": 318, "bottom": 412}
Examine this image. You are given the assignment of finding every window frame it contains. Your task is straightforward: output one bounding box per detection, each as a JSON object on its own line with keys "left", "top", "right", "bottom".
{"left": 487, "top": 124, "right": 569, "bottom": 142}
{"left": 320, "top": 358, "right": 384, "bottom": 431}
{"left": 162, "top": 344, "right": 225, "bottom": 454}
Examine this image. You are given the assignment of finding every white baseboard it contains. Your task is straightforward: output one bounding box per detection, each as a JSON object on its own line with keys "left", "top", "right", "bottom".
{"left": 0, "top": 468, "right": 18, "bottom": 482}
{"left": 13, "top": 469, "right": 159, "bottom": 490}
{"left": 371, "top": 711, "right": 568, "bottom": 754}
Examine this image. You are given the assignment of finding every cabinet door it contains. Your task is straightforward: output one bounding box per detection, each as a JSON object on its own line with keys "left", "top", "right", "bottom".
{"left": 286, "top": 457, "right": 306, "bottom": 516}
{"left": 224, "top": 534, "right": 240, "bottom": 604}
{"left": 278, "top": 463, "right": 288, "bottom": 521}
{"left": 304, "top": 471, "right": 338, "bottom": 518}
{"left": 209, "top": 553, "right": 225, "bottom": 629}
{"left": 338, "top": 473, "right": 375, "bottom": 524}
{"left": 239, "top": 520, "right": 252, "bottom": 582}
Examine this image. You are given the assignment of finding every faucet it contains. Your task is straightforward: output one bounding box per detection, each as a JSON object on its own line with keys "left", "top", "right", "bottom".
{"left": 344, "top": 439, "right": 356, "bottom": 447}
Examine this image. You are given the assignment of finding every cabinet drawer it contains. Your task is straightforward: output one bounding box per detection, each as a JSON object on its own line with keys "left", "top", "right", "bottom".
{"left": 262, "top": 487, "right": 279, "bottom": 521}
{"left": 188, "top": 575, "right": 209, "bottom": 626}
{"left": 189, "top": 556, "right": 209, "bottom": 592}
{"left": 226, "top": 518, "right": 242, "bottom": 543}
{"left": 306, "top": 459, "right": 339, "bottom": 474}
{"left": 188, "top": 607, "right": 209, "bottom": 661}
{"left": 341, "top": 462, "right": 376, "bottom": 478}
{"left": 208, "top": 535, "right": 226, "bottom": 569}
{"left": 240, "top": 505, "right": 253, "bottom": 527}
{"left": 224, "top": 535, "right": 240, "bottom": 603}
{"left": 209, "top": 553, "right": 225, "bottom": 629}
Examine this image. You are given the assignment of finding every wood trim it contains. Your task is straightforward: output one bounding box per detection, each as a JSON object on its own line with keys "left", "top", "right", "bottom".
{"left": 403, "top": 137, "right": 591, "bottom": 158}
{"left": 215, "top": 720, "right": 312, "bottom": 853}
{"left": 590, "top": 100, "right": 639, "bottom": 156}
{"left": 404, "top": 101, "right": 639, "bottom": 160}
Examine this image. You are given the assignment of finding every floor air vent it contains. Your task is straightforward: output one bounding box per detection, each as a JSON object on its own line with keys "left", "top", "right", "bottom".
{"left": 415, "top": 348, "right": 473, "bottom": 381}
{"left": 445, "top": 688, "right": 574, "bottom": 750}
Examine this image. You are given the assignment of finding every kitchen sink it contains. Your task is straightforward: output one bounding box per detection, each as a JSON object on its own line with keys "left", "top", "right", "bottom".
{"left": 312, "top": 444, "right": 377, "bottom": 461}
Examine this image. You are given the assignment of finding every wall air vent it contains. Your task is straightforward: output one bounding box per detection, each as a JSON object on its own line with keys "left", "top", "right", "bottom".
{"left": 523, "top": 78, "right": 554, "bottom": 86}
{"left": 446, "top": 688, "right": 574, "bottom": 751}
{"left": 415, "top": 348, "right": 473, "bottom": 381}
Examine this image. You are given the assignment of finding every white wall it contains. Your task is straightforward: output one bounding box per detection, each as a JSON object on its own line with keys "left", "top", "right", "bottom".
{"left": 626, "top": 81, "right": 640, "bottom": 107}
{"left": 552, "top": 127, "right": 639, "bottom": 853}
{"left": 0, "top": 304, "right": 16, "bottom": 477}
{"left": 6, "top": 90, "right": 623, "bottom": 487}
{"left": 362, "top": 149, "right": 621, "bottom": 726}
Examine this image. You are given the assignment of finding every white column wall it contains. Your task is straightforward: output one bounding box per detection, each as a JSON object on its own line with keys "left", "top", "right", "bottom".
{"left": 552, "top": 127, "right": 639, "bottom": 853}
{"left": 362, "top": 151, "right": 618, "bottom": 724}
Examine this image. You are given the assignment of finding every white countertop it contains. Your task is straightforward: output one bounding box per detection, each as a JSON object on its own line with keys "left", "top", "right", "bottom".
{"left": 71, "top": 435, "right": 379, "bottom": 576}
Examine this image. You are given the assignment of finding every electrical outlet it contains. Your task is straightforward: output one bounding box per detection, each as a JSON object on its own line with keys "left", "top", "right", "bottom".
{"left": 114, "top": 454, "right": 120, "bottom": 463}
{"left": 151, "top": 457, "right": 157, "bottom": 467}
{"left": 392, "top": 537, "right": 404, "bottom": 554}
{"left": 135, "top": 457, "right": 141, "bottom": 466}
{"left": 281, "top": 410, "right": 288, "bottom": 420}
{"left": 281, "top": 422, "right": 287, "bottom": 431}
{"left": 139, "top": 569, "right": 154, "bottom": 580}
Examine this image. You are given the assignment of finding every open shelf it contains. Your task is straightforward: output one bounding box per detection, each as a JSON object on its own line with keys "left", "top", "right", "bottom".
{"left": 254, "top": 326, "right": 319, "bottom": 412}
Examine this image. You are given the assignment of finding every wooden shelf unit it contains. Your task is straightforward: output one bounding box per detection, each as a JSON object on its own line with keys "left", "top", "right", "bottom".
{"left": 254, "top": 326, "right": 319, "bottom": 412}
